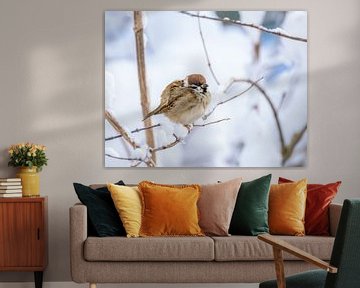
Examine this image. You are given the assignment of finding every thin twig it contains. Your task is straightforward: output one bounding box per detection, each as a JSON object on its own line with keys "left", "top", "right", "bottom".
{"left": 106, "top": 118, "right": 230, "bottom": 141}
{"left": 105, "top": 110, "right": 140, "bottom": 149}
{"left": 151, "top": 118, "right": 230, "bottom": 153}
{"left": 203, "top": 77, "right": 262, "bottom": 120}
{"left": 105, "top": 124, "right": 161, "bottom": 141}
{"left": 134, "top": 11, "right": 157, "bottom": 163}
{"left": 223, "top": 77, "right": 264, "bottom": 105}
{"left": 106, "top": 153, "right": 146, "bottom": 168}
{"left": 180, "top": 11, "right": 307, "bottom": 43}
{"left": 152, "top": 133, "right": 188, "bottom": 153}
{"left": 194, "top": 118, "right": 230, "bottom": 127}
{"left": 106, "top": 117, "right": 229, "bottom": 157}
{"left": 197, "top": 12, "right": 220, "bottom": 85}
{"left": 278, "top": 92, "right": 287, "bottom": 111}
{"left": 132, "top": 161, "right": 143, "bottom": 167}
{"left": 105, "top": 153, "right": 143, "bottom": 162}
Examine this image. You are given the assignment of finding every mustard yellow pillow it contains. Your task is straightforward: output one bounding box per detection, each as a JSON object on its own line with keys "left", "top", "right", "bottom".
{"left": 269, "top": 179, "right": 307, "bottom": 236}
{"left": 107, "top": 183, "right": 142, "bottom": 238}
{"left": 138, "top": 181, "right": 204, "bottom": 237}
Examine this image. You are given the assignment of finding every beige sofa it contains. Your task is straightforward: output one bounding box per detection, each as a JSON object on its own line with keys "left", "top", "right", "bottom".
{"left": 70, "top": 203, "right": 342, "bottom": 287}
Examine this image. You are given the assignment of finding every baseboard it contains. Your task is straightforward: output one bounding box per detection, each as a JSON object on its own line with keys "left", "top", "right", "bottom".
{"left": 0, "top": 282, "right": 259, "bottom": 288}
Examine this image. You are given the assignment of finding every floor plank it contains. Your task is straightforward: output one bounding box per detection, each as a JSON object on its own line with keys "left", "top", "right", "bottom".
{"left": 0, "top": 282, "right": 259, "bottom": 288}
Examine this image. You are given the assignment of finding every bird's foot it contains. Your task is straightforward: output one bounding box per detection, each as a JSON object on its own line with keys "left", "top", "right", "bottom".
{"left": 184, "top": 124, "right": 193, "bottom": 132}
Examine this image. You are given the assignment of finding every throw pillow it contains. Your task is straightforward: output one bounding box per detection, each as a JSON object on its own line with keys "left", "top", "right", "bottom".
{"left": 198, "top": 178, "right": 242, "bottom": 236}
{"left": 73, "top": 181, "right": 126, "bottom": 237}
{"left": 279, "top": 177, "right": 341, "bottom": 236}
{"left": 107, "top": 183, "right": 142, "bottom": 238}
{"left": 229, "top": 174, "right": 272, "bottom": 236}
{"left": 138, "top": 181, "right": 203, "bottom": 237}
{"left": 269, "top": 179, "right": 307, "bottom": 236}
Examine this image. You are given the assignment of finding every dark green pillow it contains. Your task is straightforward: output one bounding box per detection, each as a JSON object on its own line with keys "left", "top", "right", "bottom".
{"left": 73, "top": 181, "right": 126, "bottom": 237}
{"left": 229, "top": 174, "right": 272, "bottom": 236}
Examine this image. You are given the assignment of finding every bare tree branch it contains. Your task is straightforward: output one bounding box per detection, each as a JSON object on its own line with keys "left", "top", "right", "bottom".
{"left": 194, "top": 118, "right": 230, "bottom": 127}
{"left": 197, "top": 13, "right": 220, "bottom": 85}
{"left": 105, "top": 153, "right": 150, "bottom": 168}
{"left": 203, "top": 77, "right": 263, "bottom": 120}
{"left": 227, "top": 78, "right": 307, "bottom": 165}
{"left": 231, "top": 78, "right": 286, "bottom": 153}
{"left": 180, "top": 11, "right": 307, "bottom": 43}
{"left": 105, "top": 153, "right": 143, "bottom": 162}
{"left": 106, "top": 117, "right": 231, "bottom": 142}
{"left": 105, "top": 124, "right": 161, "bottom": 141}
{"left": 105, "top": 110, "right": 140, "bottom": 149}
{"left": 152, "top": 133, "right": 189, "bottom": 153}
{"left": 134, "top": 11, "right": 157, "bottom": 163}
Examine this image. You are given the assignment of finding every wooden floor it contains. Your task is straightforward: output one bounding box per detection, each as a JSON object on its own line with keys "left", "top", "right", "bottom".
{"left": 0, "top": 283, "right": 259, "bottom": 288}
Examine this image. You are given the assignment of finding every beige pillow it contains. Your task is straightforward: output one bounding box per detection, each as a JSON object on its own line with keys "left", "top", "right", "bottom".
{"left": 198, "top": 178, "right": 242, "bottom": 236}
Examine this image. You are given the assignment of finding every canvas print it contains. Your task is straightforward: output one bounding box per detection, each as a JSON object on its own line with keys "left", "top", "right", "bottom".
{"left": 105, "top": 11, "right": 307, "bottom": 167}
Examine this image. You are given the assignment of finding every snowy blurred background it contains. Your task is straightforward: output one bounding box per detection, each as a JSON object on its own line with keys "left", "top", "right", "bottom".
{"left": 105, "top": 11, "right": 307, "bottom": 167}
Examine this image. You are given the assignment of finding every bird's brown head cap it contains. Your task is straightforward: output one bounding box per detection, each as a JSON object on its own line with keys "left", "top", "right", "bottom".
{"left": 186, "top": 74, "right": 206, "bottom": 86}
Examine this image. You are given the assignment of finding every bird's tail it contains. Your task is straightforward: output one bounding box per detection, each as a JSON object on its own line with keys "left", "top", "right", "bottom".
{"left": 143, "top": 111, "right": 154, "bottom": 121}
{"left": 143, "top": 107, "right": 161, "bottom": 121}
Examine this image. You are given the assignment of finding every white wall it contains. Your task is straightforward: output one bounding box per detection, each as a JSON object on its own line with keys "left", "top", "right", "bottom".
{"left": 0, "top": 0, "right": 359, "bottom": 282}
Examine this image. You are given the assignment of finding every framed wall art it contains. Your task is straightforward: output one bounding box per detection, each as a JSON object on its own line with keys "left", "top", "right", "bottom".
{"left": 105, "top": 10, "right": 307, "bottom": 167}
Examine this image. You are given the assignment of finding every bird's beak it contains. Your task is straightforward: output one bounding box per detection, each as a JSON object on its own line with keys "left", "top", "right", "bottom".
{"left": 201, "top": 84, "right": 208, "bottom": 89}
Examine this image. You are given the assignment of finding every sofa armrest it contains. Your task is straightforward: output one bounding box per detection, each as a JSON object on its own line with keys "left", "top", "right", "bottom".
{"left": 329, "top": 203, "right": 342, "bottom": 237}
{"left": 258, "top": 233, "right": 337, "bottom": 288}
{"left": 258, "top": 234, "right": 338, "bottom": 273}
{"left": 69, "top": 203, "right": 88, "bottom": 283}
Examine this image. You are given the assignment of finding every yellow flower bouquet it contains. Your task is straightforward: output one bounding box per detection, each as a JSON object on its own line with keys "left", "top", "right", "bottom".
{"left": 8, "top": 142, "right": 48, "bottom": 172}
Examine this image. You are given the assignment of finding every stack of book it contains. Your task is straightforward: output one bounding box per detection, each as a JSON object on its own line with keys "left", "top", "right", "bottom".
{"left": 0, "top": 178, "right": 22, "bottom": 197}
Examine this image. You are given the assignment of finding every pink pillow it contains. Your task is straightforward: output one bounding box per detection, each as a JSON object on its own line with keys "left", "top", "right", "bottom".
{"left": 198, "top": 178, "right": 242, "bottom": 236}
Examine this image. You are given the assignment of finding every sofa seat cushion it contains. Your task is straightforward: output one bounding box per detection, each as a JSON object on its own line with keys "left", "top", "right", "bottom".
{"left": 212, "top": 236, "right": 334, "bottom": 261}
{"left": 84, "top": 236, "right": 214, "bottom": 261}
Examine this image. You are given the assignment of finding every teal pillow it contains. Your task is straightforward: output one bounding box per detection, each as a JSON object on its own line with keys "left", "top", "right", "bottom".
{"left": 229, "top": 174, "right": 271, "bottom": 236}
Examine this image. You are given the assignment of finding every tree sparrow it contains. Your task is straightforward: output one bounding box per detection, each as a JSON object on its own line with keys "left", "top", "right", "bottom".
{"left": 144, "top": 74, "right": 211, "bottom": 125}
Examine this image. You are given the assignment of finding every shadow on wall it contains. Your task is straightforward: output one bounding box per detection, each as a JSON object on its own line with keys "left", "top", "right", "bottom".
{"left": 0, "top": 0, "right": 209, "bottom": 283}
{"left": 0, "top": 0, "right": 360, "bottom": 284}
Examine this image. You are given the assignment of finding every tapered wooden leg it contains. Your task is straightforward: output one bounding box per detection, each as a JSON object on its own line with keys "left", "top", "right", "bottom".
{"left": 273, "top": 247, "right": 286, "bottom": 288}
{"left": 89, "top": 283, "right": 97, "bottom": 288}
{"left": 34, "top": 271, "right": 43, "bottom": 288}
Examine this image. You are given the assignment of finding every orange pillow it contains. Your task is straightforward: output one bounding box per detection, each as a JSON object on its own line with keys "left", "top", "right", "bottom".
{"left": 269, "top": 179, "right": 307, "bottom": 236}
{"left": 138, "top": 181, "right": 204, "bottom": 237}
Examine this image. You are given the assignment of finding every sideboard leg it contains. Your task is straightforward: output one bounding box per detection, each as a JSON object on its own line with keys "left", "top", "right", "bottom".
{"left": 90, "top": 283, "right": 97, "bottom": 288}
{"left": 34, "top": 271, "right": 43, "bottom": 288}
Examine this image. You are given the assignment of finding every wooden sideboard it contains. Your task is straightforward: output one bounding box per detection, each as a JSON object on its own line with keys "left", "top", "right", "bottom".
{"left": 0, "top": 197, "right": 48, "bottom": 288}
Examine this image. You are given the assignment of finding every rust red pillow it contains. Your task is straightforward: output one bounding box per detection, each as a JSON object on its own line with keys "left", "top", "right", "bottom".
{"left": 278, "top": 177, "right": 341, "bottom": 236}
